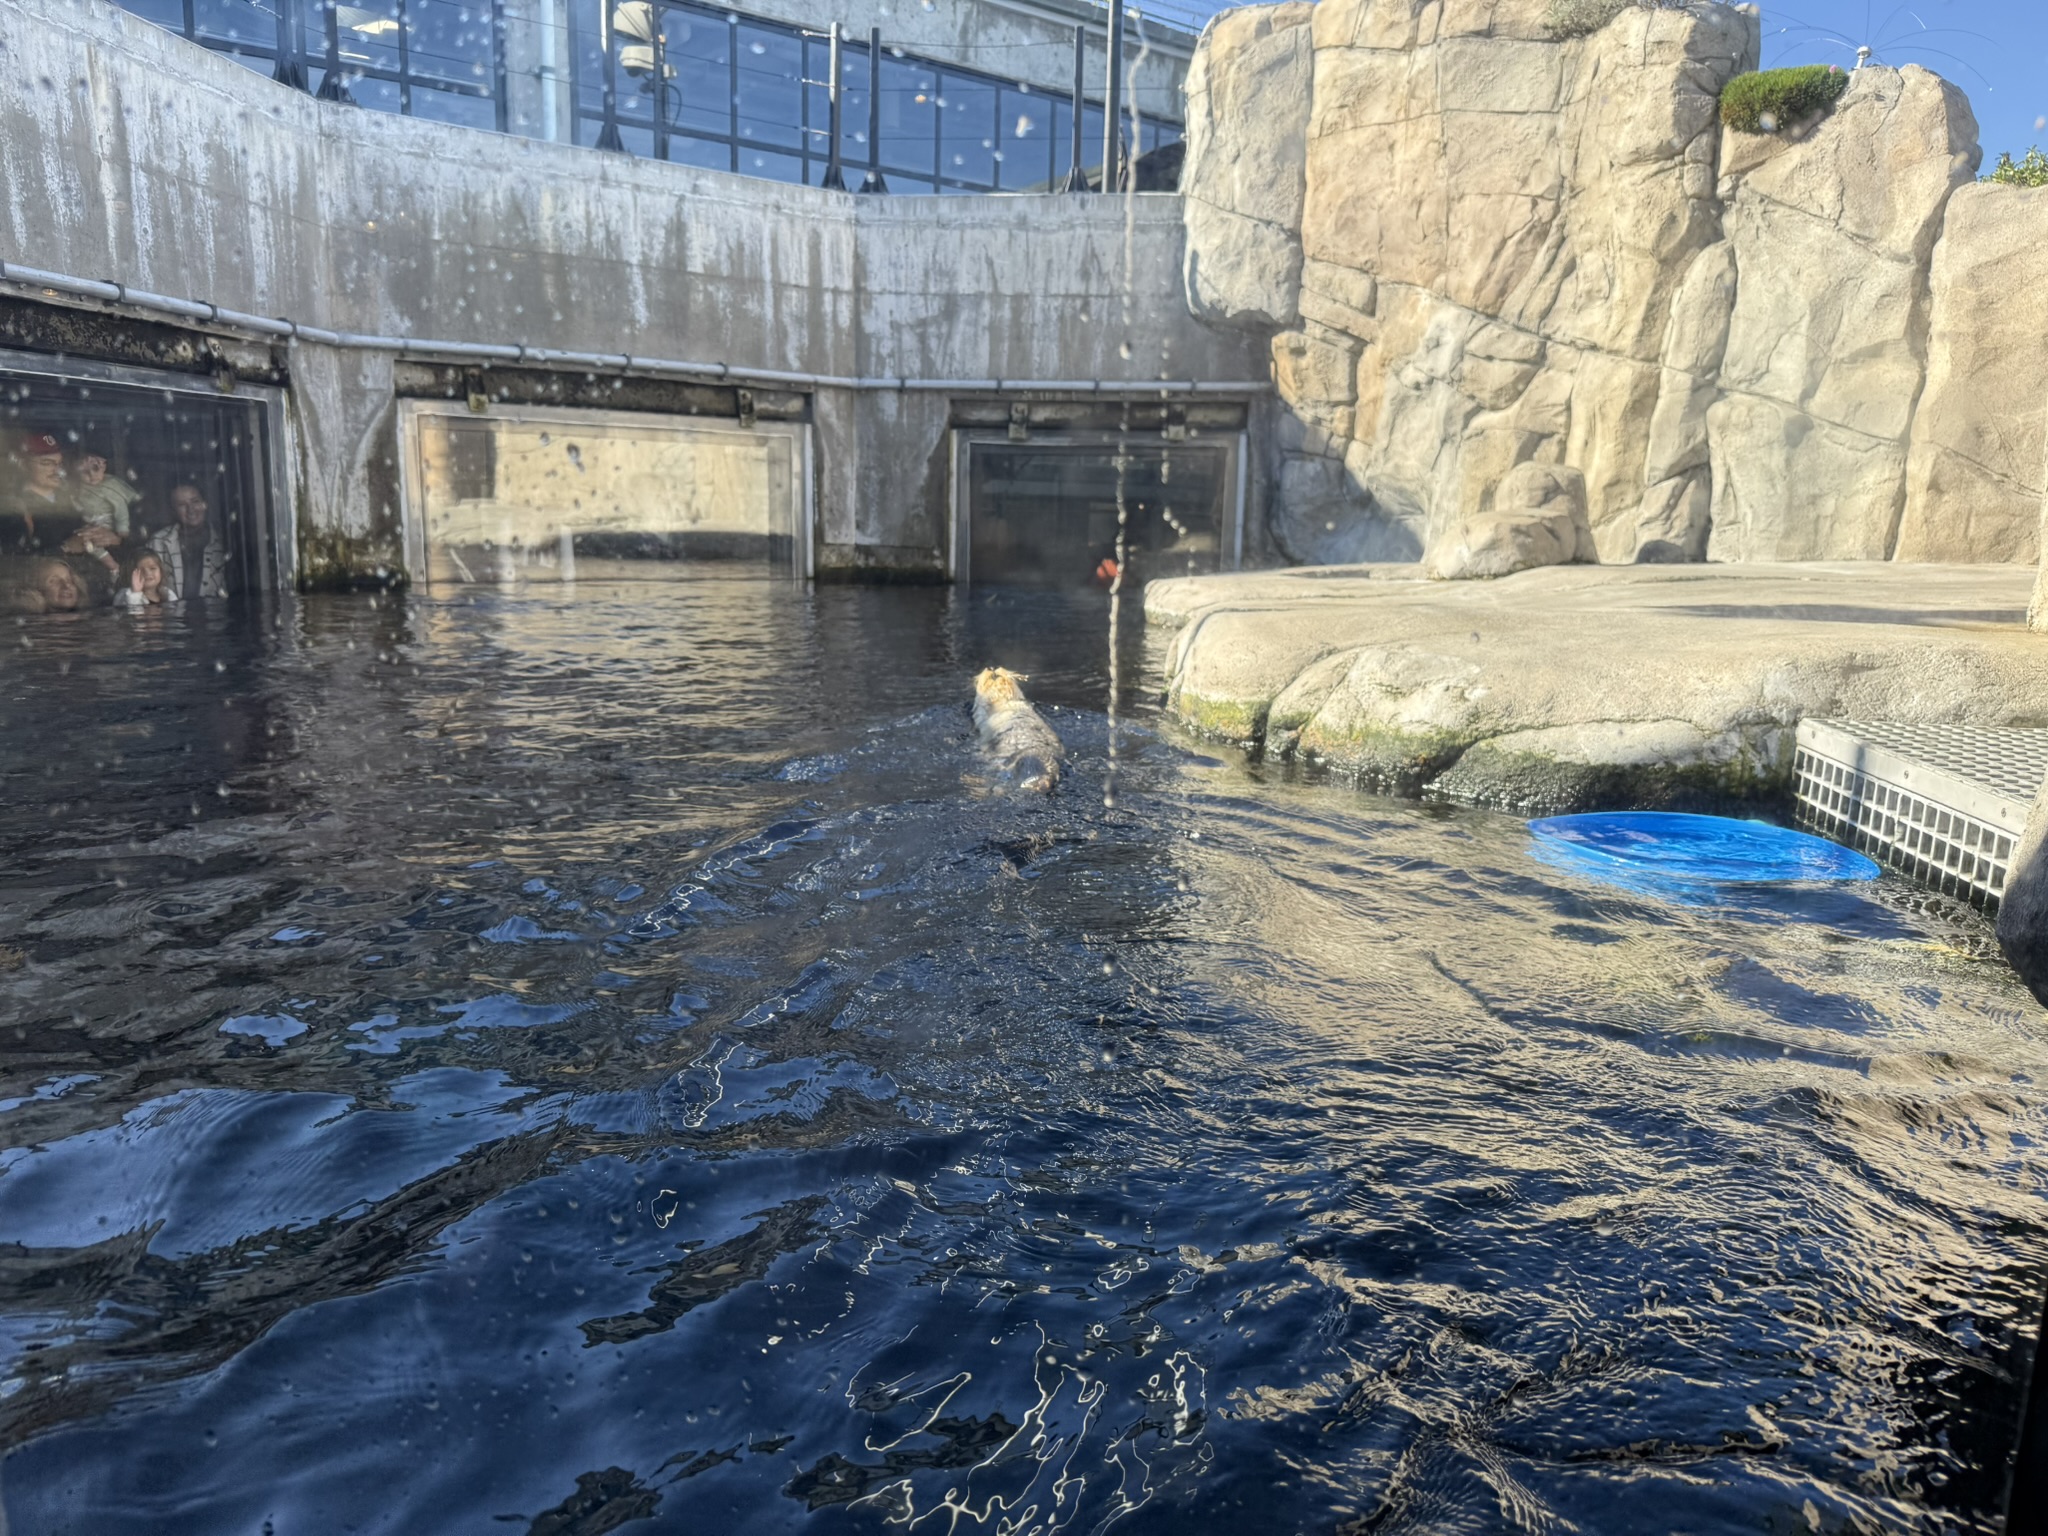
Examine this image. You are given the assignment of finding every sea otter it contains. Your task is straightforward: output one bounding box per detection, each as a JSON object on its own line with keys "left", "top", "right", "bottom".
{"left": 973, "top": 668, "right": 1064, "bottom": 794}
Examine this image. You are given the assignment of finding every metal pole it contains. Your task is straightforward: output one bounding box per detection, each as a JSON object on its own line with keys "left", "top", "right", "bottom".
{"left": 490, "top": 0, "right": 509, "bottom": 133}
{"left": 822, "top": 23, "right": 847, "bottom": 190}
{"left": 652, "top": 9, "right": 669, "bottom": 161}
{"left": 274, "top": 0, "right": 310, "bottom": 90}
{"left": 597, "top": 0, "right": 627, "bottom": 151}
{"left": 859, "top": 27, "right": 886, "bottom": 192}
{"left": 396, "top": 0, "right": 413, "bottom": 115}
{"left": 1101, "top": 0, "right": 1124, "bottom": 193}
{"left": 316, "top": 1, "right": 354, "bottom": 103}
{"left": 727, "top": 16, "right": 740, "bottom": 172}
{"left": 1063, "top": 25, "right": 1086, "bottom": 193}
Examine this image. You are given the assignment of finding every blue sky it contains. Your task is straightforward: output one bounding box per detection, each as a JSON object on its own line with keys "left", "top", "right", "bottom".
{"left": 1758, "top": 0, "right": 2048, "bottom": 160}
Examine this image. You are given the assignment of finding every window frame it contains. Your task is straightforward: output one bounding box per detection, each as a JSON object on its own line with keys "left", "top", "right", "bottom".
{"left": 0, "top": 344, "right": 296, "bottom": 592}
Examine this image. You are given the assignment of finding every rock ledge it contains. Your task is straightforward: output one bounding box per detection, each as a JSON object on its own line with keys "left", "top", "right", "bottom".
{"left": 1148, "top": 563, "right": 2048, "bottom": 812}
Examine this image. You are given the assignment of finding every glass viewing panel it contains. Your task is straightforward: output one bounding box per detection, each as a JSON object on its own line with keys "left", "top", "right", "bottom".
{"left": 1, "top": 362, "right": 281, "bottom": 611}
{"left": 404, "top": 406, "right": 801, "bottom": 585}
{"left": 114, "top": 0, "right": 1180, "bottom": 194}
{"left": 967, "top": 442, "right": 1228, "bottom": 588}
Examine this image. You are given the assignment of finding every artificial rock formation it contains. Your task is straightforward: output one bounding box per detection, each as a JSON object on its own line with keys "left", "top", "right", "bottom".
{"left": 1900, "top": 182, "right": 2048, "bottom": 565}
{"left": 1180, "top": 2, "right": 1315, "bottom": 329}
{"left": 1422, "top": 461, "right": 1593, "bottom": 578}
{"left": 1707, "top": 63, "right": 1979, "bottom": 561}
{"left": 1146, "top": 562, "right": 2048, "bottom": 809}
{"left": 1184, "top": 0, "right": 2044, "bottom": 574}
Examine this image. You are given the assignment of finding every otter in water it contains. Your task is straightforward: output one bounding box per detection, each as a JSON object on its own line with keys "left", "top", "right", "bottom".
{"left": 973, "top": 668, "right": 1064, "bottom": 794}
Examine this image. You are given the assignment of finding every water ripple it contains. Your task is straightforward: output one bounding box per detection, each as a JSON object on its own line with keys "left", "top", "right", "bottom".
{"left": 0, "top": 583, "right": 2041, "bottom": 1533}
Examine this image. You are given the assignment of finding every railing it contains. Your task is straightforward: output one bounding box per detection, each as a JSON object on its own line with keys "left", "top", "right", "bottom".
{"left": 1067, "top": 0, "right": 1220, "bottom": 43}
{"left": 112, "top": 0, "right": 1191, "bottom": 195}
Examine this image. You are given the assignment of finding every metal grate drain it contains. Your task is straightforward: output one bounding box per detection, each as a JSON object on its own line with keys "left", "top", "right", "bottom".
{"left": 1793, "top": 719, "right": 2048, "bottom": 913}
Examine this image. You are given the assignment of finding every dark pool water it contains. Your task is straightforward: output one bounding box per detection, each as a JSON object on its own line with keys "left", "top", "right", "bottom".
{"left": 1, "top": 577, "right": 2044, "bottom": 1535}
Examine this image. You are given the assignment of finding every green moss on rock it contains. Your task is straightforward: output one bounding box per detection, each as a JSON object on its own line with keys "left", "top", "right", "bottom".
{"left": 1427, "top": 740, "right": 1791, "bottom": 817}
{"left": 1169, "top": 689, "right": 1270, "bottom": 746}
{"left": 1719, "top": 65, "right": 1851, "bottom": 135}
{"left": 1543, "top": 0, "right": 1695, "bottom": 40}
{"left": 1294, "top": 721, "right": 1472, "bottom": 799}
{"left": 1543, "top": 0, "right": 1631, "bottom": 39}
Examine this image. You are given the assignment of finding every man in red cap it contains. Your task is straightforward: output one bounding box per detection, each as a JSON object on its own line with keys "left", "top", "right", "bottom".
{"left": 2, "top": 431, "right": 80, "bottom": 552}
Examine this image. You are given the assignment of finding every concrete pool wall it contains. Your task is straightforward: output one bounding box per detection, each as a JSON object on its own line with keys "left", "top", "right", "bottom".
{"left": 0, "top": 0, "right": 1265, "bottom": 585}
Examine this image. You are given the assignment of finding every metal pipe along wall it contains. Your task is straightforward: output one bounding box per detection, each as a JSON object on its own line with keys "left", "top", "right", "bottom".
{"left": 0, "top": 260, "right": 1271, "bottom": 397}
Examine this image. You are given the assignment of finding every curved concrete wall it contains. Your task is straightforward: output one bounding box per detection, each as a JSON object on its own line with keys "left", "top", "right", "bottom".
{"left": 0, "top": 0, "right": 1260, "bottom": 580}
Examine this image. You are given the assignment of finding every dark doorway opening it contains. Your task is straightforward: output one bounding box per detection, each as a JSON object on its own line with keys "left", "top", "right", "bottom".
{"left": 965, "top": 441, "right": 1231, "bottom": 588}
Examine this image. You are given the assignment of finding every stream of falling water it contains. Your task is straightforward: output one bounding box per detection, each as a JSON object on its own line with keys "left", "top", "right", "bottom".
{"left": 1105, "top": 420, "right": 1131, "bottom": 814}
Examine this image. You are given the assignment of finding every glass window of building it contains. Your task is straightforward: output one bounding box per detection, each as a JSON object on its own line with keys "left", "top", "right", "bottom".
{"left": 113, "top": 0, "right": 1182, "bottom": 196}
{"left": 938, "top": 68, "right": 998, "bottom": 190}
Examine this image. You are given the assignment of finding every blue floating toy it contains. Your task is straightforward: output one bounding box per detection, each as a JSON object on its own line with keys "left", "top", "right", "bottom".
{"left": 1528, "top": 811, "right": 1879, "bottom": 902}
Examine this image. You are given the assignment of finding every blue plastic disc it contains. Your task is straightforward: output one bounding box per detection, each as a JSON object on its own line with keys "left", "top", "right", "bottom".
{"left": 1528, "top": 811, "right": 1879, "bottom": 898}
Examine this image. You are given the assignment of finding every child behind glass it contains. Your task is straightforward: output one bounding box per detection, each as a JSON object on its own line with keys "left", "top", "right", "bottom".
{"left": 73, "top": 454, "right": 142, "bottom": 537}
{"left": 115, "top": 550, "right": 174, "bottom": 608}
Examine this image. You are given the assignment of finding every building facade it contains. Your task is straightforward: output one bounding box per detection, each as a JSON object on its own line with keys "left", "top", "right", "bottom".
{"left": 2, "top": 0, "right": 1267, "bottom": 594}
{"left": 112, "top": 0, "right": 1193, "bottom": 193}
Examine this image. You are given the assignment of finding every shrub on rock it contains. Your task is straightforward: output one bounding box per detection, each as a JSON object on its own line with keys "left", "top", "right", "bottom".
{"left": 1986, "top": 147, "right": 2048, "bottom": 187}
{"left": 1719, "top": 65, "right": 1851, "bottom": 135}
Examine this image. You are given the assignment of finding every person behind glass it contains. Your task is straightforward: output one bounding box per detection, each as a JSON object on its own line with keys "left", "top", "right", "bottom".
{"left": 0, "top": 557, "right": 88, "bottom": 615}
{"left": 62, "top": 453, "right": 136, "bottom": 578}
{"left": 147, "top": 483, "right": 231, "bottom": 599}
{"left": 114, "top": 550, "right": 173, "bottom": 609}
{"left": 0, "top": 432, "right": 79, "bottom": 553}
{"left": 69, "top": 452, "right": 140, "bottom": 548}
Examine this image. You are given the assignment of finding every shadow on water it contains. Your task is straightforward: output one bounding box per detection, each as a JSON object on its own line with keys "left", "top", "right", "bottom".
{"left": 0, "top": 576, "right": 2045, "bottom": 1534}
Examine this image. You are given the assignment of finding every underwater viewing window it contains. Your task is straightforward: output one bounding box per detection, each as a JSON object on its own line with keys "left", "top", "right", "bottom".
{"left": 0, "top": 347, "right": 291, "bottom": 608}
{"left": 953, "top": 431, "right": 1242, "bottom": 587}
{"left": 398, "top": 401, "right": 810, "bottom": 585}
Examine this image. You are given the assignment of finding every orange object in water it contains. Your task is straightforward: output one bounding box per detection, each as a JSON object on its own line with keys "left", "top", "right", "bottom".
{"left": 1094, "top": 557, "right": 1120, "bottom": 585}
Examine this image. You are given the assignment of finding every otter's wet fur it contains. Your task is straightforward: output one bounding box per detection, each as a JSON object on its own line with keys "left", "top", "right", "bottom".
{"left": 973, "top": 668, "right": 1064, "bottom": 794}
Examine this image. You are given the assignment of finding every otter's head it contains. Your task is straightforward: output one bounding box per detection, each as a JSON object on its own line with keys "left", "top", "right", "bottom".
{"left": 974, "top": 667, "right": 1029, "bottom": 705}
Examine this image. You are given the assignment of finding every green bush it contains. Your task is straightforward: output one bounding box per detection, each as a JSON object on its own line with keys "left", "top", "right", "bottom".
{"left": 1718, "top": 65, "right": 1852, "bottom": 135}
{"left": 1544, "top": 0, "right": 1694, "bottom": 40}
{"left": 1986, "top": 147, "right": 2048, "bottom": 187}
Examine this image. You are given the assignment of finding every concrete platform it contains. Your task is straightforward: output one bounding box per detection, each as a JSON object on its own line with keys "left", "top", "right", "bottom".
{"left": 1145, "top": 563, "right": 2048, "bottom": 812}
